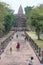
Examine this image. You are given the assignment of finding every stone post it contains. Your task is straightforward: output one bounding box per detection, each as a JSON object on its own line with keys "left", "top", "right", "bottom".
{"left": 35, "top": 43, "right": 37, "bottom": 50}
{"left": 0, "top": 43, "right": 1, "bottom": 55}
{"left": 36, "top": 45, "right": 39, "bottom": 53}
{"left": 41, "top": 51, "right": 43, "bottom": 63}
{"left": 38, "top": 47, "right": 41, "bottom": 56}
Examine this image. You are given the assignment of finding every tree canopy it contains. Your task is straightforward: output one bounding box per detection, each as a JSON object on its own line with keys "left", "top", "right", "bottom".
{"left": 0, "top": 2, "right": 15, "bottom": 35}
{"left": 25, "top": 4, "right": 43, "bottom": 40}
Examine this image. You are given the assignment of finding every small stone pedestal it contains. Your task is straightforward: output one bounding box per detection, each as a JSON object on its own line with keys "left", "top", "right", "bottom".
{"left": 41, "top": 51, "right": 43, "bottom": 63}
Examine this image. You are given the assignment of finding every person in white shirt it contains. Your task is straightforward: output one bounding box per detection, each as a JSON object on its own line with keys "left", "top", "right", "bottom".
{"left": 28, "top": 57, "right": 34, "bottom": 65}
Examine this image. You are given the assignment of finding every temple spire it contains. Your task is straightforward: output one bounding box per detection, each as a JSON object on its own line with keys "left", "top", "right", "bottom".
{"left": 18, "top": 5, "right": 23, "bottom": 15}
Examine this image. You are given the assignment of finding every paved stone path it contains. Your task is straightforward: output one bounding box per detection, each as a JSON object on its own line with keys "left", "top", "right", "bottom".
{"left": 0, "top": 32, "right": 40, "bottom": 65}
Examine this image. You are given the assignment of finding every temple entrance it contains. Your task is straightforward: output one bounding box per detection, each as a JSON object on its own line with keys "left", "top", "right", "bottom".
{"left": 12, "top": 5, "right": 29, "bottom": 31}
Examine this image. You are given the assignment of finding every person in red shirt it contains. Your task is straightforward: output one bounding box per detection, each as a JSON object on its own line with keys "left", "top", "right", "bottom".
{"left": 16, "top": 42, "right": 20, "bottom": 50}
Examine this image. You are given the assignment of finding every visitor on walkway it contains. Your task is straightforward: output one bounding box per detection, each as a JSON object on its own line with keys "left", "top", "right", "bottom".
{"left": 25, "top": 35, "right": 28, "bottom": 41}
{"left": 10, "top": 47, "right": 12, "bottom": 54}
{"left": 28, "top": 56, "right": 34, "bottom": 65}
{"left": 16, "top": 34, "right": 18, "bottom": 38}
{"left": 16, "top": 42, "right": 20, "bottom": 50}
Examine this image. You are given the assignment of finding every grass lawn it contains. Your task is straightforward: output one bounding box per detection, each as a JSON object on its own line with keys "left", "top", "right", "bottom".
{"left": 26, "top": 31, "right": 43, "bottom": 48}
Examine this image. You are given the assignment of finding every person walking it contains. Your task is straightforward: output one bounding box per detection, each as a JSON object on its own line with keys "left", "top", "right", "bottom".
{"left": 16, "top": 42, "right": 20, "bottom": 50}
{"left": 25, "top": 35, "right": 28, "bottom": 41}
{"left": 28, "top": 57, "right": 34, "bottom": 65}
{"left": 16, "top": 34, "right": 18, "bottom": 38}
{"left": 10, "top": 47, "right": 12, "bottom": 54}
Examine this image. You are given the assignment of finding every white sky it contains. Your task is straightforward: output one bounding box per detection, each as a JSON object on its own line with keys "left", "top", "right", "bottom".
{"left": 0, "top": 0, "right": 43, "bottom": 14}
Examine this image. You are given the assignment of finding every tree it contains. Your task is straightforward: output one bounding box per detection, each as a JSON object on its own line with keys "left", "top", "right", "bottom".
{"left": 25, "top": 6, "right": 32, "bottom": 19}
{"left": 0, "top": 2, "right": 10, "bottom": 32}
{"left": 4, "top": 14, "right": 15, "bottom": 32}
{"left": 25, "top": 4, "right": 43, "bottom": 40}
{"left": 30, "top": 4, "right": 43, "bottom": 40}
{"left": 0, "top": 2, "right": 15, "bottom": 35}
{"left": 25, "top": 6, "right": 33, "bottom": 29}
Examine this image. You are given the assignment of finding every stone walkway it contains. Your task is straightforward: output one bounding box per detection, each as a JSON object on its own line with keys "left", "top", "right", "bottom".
{"left": 0, "top": 32, "right": 40, "bottom": 65}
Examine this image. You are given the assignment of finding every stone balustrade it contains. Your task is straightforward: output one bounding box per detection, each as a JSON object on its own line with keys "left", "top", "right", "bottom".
{"left": 25, "top": 32, "right": 43, "bottom": 64}
{"left": 0, "top": 31, "right": 15, "bottom": 55}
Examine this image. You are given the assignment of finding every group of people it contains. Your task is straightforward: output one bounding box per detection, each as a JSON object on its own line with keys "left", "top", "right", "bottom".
{"left": 9, "top": 43, "right": 34, "bottom": 65}
{"left": 16, "top": 34, "right": 20, "bottom": 50}
{"left": 10, "top": 42, "right": 20, "bottom": 53}
{"left": 0, "top": 33, "right": 43, "bottom": 65}
{"left": 16, "top": 34, "right": 28, "bottom": 50}
{"left": 9, "top": 34, "right": 29, "bottom": 53}
{"left": 16, "top": 34, "right": 34, "bottom": 65}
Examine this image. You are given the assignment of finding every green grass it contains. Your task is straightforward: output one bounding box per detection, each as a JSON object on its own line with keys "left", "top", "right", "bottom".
{"left": 35, "top": 40, "right": 43, "bottom": 47}
{"left": 27, "top": 31, "right": 43, "bottom": 48}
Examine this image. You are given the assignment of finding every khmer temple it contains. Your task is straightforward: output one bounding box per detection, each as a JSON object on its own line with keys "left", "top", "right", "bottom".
{"left": 13, "top": 5, "right": 29, "bottom": 31}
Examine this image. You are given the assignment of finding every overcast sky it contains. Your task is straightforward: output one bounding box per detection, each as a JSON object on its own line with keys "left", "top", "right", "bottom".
{"left": 0, "top": 0, "right": 43, "bottom": 13}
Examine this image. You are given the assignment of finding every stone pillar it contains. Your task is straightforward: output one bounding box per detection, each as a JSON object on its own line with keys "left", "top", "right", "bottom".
{"left": 41, "top": 51, "right": 43, "bottom": 63}
{"left": 33, "top": 43, "right": 36, "bottom": 50}
{"left": 38, "top": 47, "right": 41, "bottom": 56}
{"left": 0, "top": 43, "right": 1, "bottom": 55}
{"left": 36, "top": 45, "right": 39, "bottom": 53}
{"left": 35, "top": 43, "right": 37, "bottom": 50}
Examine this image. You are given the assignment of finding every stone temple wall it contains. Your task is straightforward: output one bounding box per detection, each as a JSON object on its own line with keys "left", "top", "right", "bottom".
{"left": 13, "top": 5, "right": 29, "bottom": 31}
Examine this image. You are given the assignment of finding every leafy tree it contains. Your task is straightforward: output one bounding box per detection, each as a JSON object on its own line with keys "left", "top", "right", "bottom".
{"left": 25, "top": 6, "right": 33, "bottom": 29}
{"left": 4, "top": 14, "right": 15, "bottom": 32}
{"left": 0, "top": 2, "right": 15, "bottom": 35}
{"left": 30, "top": 4, "right": 43, "bottom": 40}
{"left": 25, "top": 6, "right": 32, "bottom": 19}
{"left": 0, "top": 2, "right": 10, "bottom": 32}
{"left": 25, "top": 4, "right": 43, "bottom": 40}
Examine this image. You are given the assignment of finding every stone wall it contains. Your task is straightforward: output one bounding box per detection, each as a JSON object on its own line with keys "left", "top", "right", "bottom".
{"left": 0, "top": 31, "right": 15, "bottom": 55}
{"left": 25, "top": 32, "right": 43, "bottom": 64}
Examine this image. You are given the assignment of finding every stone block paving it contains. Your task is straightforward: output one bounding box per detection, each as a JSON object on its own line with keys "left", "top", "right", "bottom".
{"left": 0, "top": 32, "right": 40, "bottom": 65}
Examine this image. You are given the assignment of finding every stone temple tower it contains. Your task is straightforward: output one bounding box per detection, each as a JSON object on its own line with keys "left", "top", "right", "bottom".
{"left": 13, "top": 5, "right": 29, "bottom": 31}
{"left": 18, "top": 5, "right": 23, "bottom": 15}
